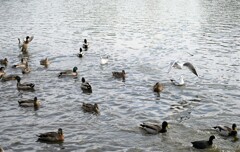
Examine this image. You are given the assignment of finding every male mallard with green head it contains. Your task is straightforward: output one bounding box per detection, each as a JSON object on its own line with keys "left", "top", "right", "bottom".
{"left": 0, "top": 58, "right": 8, "bottom": 66}
{"left": 139, "top": 121, "right": 168, "bottom": 134}
{"left": 81, "top": 77, "right": 92, "bottom": 92}
{"left": 82, "top": 102, "right": 99, "bottom": 114}
{"left": 0, "top": 67, "right": 5, "bottom": 78}
{"left": 37, "top": 128, "right": 64, "bottom": 142}
{"left": 18, "top": 36, "right": 34, "bottom": 53}
{"left": 15, "top": 76, "right": 35, "bottom": 90}
{"left": 18, "top": 97, "right": 40, "bottom": 108}
{"left": 58, "top": 67, "right": 78, "bottom": 77}
{"left": 112, "top": 70, "right": 126, "bottom": 79}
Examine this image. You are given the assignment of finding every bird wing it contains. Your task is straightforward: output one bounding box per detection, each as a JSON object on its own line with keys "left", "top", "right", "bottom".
{"left": 28, "top": 36, "right": 34, "bottom": 42}
{"left": 183, "top": 62, "right": 198, "bottom": 77}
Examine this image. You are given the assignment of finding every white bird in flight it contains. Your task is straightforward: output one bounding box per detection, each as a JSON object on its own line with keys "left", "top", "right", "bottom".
{"left": 170, "top": 75, "right": 185, "bottom": 86}
{"left": 168, "top": 61, "right": 198, "bottom": 77}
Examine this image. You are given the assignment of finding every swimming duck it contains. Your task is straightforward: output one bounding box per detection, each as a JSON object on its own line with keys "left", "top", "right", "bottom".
{"left": 12, "top": 58, "right": 28, "bottom": 69}
{"left": 100, "top": 56, "right": 109, "bottom": 65}
{"left": 58, "top": 67, "right": 78, "bottom": 77}
{"left": 0, "top": 58, "right": 8, "bottom": 66}
{"left": 18, "top": 36, "right": 34, "bottom": 53}
{"left": 40, "top": 58, "right": 50, "bottom": 67}
{"left": 0, "top": 67, "right": 5, "bottom": 78}
{"left": 78, "top": 48, "right": 84, "bottom": 58}
{"left": 139, "top": 121, "right": 168, "bottom": 134}
{"left": 81, "top": 77, "right": 92, "bottom": 92}
{"left": 22, "top": 62, "right": 31, "bottom": 74}
{"left": 153, "top": 82, "right": 164, "bottom": 93}
{"left": 15, "top": 76, "right": 35, "bottom": 90}
{"left": 170, "top": 75, "right": 185, "bottom": 86}
{"left": 191, "top": 135, "right": 215, "bottom": 149}
{"left": 82, "top": 102, "right": 99, "bottom": 114}
{"left": 112, "top": 70, "right": 126, "bottom": 79}
{"left": 82, "top": 39, "right": 89, "bottom": 49}
{"left": 1, "top": 74, "right": 19, "bottom": 81}
{"left": 213, "top": 123, "right": 237, "bottom": 137}
{"left": 37, "top": 128, "right": 64, "bottom": 142}
{"left": 18, "top": 97, "right": 40, "bottom": 108}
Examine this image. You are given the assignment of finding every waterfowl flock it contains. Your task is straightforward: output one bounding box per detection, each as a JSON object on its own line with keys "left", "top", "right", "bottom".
{"left": 0, "top": 36, "right": 238, "bottom": 151}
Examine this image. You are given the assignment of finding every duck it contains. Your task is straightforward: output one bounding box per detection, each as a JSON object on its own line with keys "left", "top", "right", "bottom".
{"left": 191, "top": 135, "right": 215, "bottom": 149}
{"left": 82, "top": 39, "right": 89, "bottom": 49}
{"left": 22, "top": 62, "right": 31, "bottom": 74}
{"left": 100, "top": 56, "right": 109, "bottom": 65}
{"left": 78, "top": 48, "right": 84, "bottom": 58}
{"left": 170, "top": 75, "right": 185, "bottom": 86}
{"left": 0, "top": 58, "right": 8, "bottom": 66}
{"left": 12, "top": 58, "right": 28, "bottom": 69}
{"left": 58, "top": 67, "right": 78, "bottom": 77}
{"left": 168, "top": 60, "right": 198, "bottom": 77}
{"left": 18, "top": 97, "right": 40, "bottom": 108}
{"left": 81, "top": 77, "right": 92, "bottom": 92}
{"left": 139, "top": 121, "right": 168, "bottom": 134}
{"left": 1, "top": 74, "right": 19, "bottom": 81}
{"left": 37, "top": 128, "right": 64, "bottom": 142}
{"left": 153, "top": 82, "right": 164, "bottom": 93}
{"left": 0, "top": 67, "right": 5, "bottom": 78}
{"left": 40, "top": 58, "right": 50, "bottom": 67}
{"left": 15, "top": 76, "right": 35, "bottom": 90}
{"left": 18, "top": 36, "right": 34, "bottom": 53}
{"left": 0, "top": 146, "right": 4, "bottom": 152}
{"left": 213, "top": 123, "right": 237, "bottom": 137}
{"left": 112, "top": 70, "right": 126, "bottom": 79}
{"left": 82, "top": 102, "right": 99, "bottom": 114}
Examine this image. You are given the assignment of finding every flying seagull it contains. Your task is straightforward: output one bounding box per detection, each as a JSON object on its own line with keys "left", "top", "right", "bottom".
{"left": 168, "top": 60, "right": 198, "bottom": 77}
{"left": 170, "top": 75, "right": 185, "bottom": 86}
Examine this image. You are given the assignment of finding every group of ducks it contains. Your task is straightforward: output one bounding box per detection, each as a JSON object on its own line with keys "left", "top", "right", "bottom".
{"left": 0, "top": 37, "right": 238, "bottom": 151}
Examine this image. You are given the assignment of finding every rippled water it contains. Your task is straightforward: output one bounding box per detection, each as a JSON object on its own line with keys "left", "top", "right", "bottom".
{"left": 0, "top": 0, "right": 240, "bottom": 151}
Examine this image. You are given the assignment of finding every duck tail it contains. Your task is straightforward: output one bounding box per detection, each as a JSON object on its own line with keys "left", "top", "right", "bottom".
{"left": 12, "top": 65, "right": 17, "bottom": 68}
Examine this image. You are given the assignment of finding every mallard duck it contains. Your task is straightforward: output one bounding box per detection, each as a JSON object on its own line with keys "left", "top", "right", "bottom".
{"left": 40, "top": 58, "right": 50, "bottom": 66}
{"left": 0, "top": 58, "right": 8, "bottom": 66}
{"left": 100, "top": 56, "right": 109, "bottom": 65}
{"left": 58, "top": 67, "right": 78, "bottom": 77}
{"left": 168, "top": 60, "right": 198, "bottom": 77}
{"left": 153, "top": 82, "right": 164, "bottom": 93}
{"left": 191, "top": 135, "right": 215, "bottom": 149}
{"left": 82, "top": 39, "right": 89, "bottom": 49}
{"left": 18, "top": 97, "right": 40, "bottom": 108}
{"left": 0, "top": 67, "right": 5, "bottom": 78}
{"left": 1, "top": 74, "right": 19, "bottom": 81}
{"left": 12, "top": 58, "right": 27, "bottom": 69}
{"left": 37, "top": 128, "right": 64, "bottom": 142}
{"left": 112, "top": 70, "right": 126, "bottom": 79}
{"left": 18, "top": 36, "right": 34, "bottom": 53}
{"left": 213, "top": 123, "right": 237, "bottom": 137}
{"left": 15, "top": 76, "right": 35, "bottom": 90}
{"left": 170, "top": 75, "right": 185, "bottom": 86}
{"left": 82, "top": 102, "right": 99, "bottom": 114}
{"left": 81, "top": 77, "right": 92, "bottom": 92}
{"left": 22, "top": 62, "right": 31, "bottom": 74}
{"left": 139, "top": 121, "right": 168, "bottom": 134}
{"left": 78, "top": 48, "right": 84, "bottom": 58}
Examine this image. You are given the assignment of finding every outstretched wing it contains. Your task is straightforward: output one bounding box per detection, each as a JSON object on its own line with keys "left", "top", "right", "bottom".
{"left": 183, "top": 62, "right": 198, "bottom": 77}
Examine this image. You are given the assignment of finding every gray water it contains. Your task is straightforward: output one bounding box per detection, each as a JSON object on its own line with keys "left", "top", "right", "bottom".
{"left": 0, "top": 0, "right": 240, "bottom": 151}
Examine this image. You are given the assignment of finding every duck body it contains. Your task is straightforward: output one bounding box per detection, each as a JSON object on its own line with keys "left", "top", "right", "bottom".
{"left": 191, "top": 135, "right": 215, "bottom": 149}
{"left": 40, "top": 58, "right": 50, "bottom": 66}
{"left": 1, "top": 74, "right": 19, "bottom": 81}
{"left": 82, "top": 39, "right": 89, "bottom": 49}
{"left": 153, "top": 82, "right": 164, "bottom": 93}
{"left": 81, "top": 77, "right": 92, "bottom": 92}
{"left": 139, "top": 121, "right": 168, "bottom": 134}
{"left": 18, "top": 97, "right": 40, "bottom": 108}
{"left": 213, "top": 124, "right": 237, "bottom": 137}
{"left": 12, "top": 58, "right": 28, "bottom": 69}
{"left": 0, "top": 67, "right": 5, "bottom": 78}
{"left": 18, "top": 36, "right": 34, "bottom": 53}
{"left": 22, "top": 62, "right": 31, "bottom": 74}
{"left": 78, "top": 48, "right": 84, "bottom": 58}
{"left": 0, "top": 58, "right": 8, "bottom": 66}
{"left": 82, "top": 102, "right": 99, "bottom": 114}
{"left": 58, "top": 67, "right": 78, "bottom": 77}
{"left": 16, "top": 76, "right": 35, "bottom": 90}
{"left": 112, "top": 70, "right": 125, "bottom": 79}
{"left": 37, "top": 128, "right": 64, "bottom": 142}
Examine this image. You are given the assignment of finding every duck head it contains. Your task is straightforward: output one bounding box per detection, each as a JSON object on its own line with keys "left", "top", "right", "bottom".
{"left": 58, "top": 128, "right": 63, "bottom": 135}
{"left": 15, "top": 76, "right": 21, "bottom": 82}
{"left": 84, "top": 39, "right": 87, "bottom": 43}
{"left": 82, "top": 77, "right": 85, "bottom": 83}
{"left": 162, "top": 121, "right": 168, "bottom": 129}
{"left": 79, "top": 48, "right": 83, "bottom": 52}
{"left": 73, "top": 67, "right": 78, "bottom": 72}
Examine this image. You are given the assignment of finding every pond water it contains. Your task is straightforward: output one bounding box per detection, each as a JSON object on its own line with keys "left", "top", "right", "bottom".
{"left": 0, "top": 0, "right": 240, "bottom": 151}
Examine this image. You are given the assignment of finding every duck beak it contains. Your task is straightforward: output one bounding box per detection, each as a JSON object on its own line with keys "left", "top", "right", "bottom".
{"left": 167, "top": 125, "right": 170, "bottom": 129}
